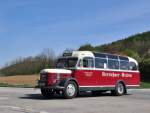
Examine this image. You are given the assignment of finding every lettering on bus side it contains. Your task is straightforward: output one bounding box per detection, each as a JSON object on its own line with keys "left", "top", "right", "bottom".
{"left": 84, "top": 72, "right": 93, "bottom": 77}
{"left": 102, "top": 72, "right": 132, "bottom": 78}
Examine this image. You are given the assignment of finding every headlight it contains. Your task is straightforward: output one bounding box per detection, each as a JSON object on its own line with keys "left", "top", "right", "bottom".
{"left": 40, "top": 74, "right": 47, "bottom": 81}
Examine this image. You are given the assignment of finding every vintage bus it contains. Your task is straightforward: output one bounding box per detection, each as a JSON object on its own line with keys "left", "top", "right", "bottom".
{"left": 37, "top": 51, "right": 140, "bottom": 99}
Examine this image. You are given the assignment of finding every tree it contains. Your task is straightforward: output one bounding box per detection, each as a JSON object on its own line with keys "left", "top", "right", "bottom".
{"left": 122, "top": 49, "right": 141, "bottom": 62}
{"left": 79, "top": 44, "right": 95, "bottom": 51}
{"left": 140, "top": 58, "right": 150, "bottom": 82}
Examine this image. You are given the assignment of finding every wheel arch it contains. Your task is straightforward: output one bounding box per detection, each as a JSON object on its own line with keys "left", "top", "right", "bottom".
{"left": 59, "top": 78, "right": 79, "bottom": 92}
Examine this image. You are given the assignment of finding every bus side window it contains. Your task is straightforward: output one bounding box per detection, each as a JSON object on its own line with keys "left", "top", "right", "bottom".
{"left": 95, "top": 58, "right": 107, "bottom": 69}
{"left": 108, "top": 59, "right": 119, "bottom": 69}
{"left": 83, "top": 57, "right": 94, "bottom": 68}
{"left": 120, "top": 61, "right": 130, "bottom": 70}
{"left": 130, "top": 62, "right": 138, "bottom": 70}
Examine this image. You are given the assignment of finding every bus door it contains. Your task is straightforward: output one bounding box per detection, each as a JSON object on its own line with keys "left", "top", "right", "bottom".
{"left": 75, "top": 57, "right": 99, "bottom": 86}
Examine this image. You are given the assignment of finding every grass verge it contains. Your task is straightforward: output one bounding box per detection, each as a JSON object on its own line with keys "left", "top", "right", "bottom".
{"left": 1, "top": 82, "right": 150, "bottom": 88}
{"left": 0, "top": 75, "right": 39, "bottom": 88}
{"left": 140, "top": 82, "right": 150, "bottom": 88}
{"left": 0, "top": 83, "right": 33, "bottom": 88}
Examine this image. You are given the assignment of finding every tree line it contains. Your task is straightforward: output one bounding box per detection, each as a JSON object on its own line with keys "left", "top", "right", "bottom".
{"left": 0, "top": 49, "right": 55, "bottom": 76}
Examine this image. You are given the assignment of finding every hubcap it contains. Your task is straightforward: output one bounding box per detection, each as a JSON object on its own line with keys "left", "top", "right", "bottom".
{"left": 118, "top": 84, "right": 124, "bottom": 94}
{"left": 66, "top": 84, "right": 76, "bottom": 97}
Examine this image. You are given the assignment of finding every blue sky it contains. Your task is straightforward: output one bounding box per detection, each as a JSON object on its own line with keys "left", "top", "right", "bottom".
{"left": 0, "top": 0, "right": 150, "bottom": 67}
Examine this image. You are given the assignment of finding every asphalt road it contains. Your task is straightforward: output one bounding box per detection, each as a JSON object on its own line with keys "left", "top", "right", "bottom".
{"left": 0, "top": 87, "right": 150, "bottom": 113}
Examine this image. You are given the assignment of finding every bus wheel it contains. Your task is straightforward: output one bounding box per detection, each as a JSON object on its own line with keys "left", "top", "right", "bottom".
{"left": 63, "top": 81, "right": 78, "bottom": 99}
{"left": 41, "top": 88, "right": 54, "bottom": 98}
{"left": 111, "top": 82, "right": 125, "bottom": 96}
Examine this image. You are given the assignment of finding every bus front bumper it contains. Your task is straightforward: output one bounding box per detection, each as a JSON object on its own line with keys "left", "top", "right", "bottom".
{"left": 35, "top": 80, "right": 65, "bottom": 90}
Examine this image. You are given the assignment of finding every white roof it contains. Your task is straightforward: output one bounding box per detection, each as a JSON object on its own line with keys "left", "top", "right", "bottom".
{"left": 72, "top": 51, "right": 94, "bottom": 58}
{"left": 128, "top": 57, "right": 138, "bottom": 65}
{"left": 64, "top": 51, "right": 138, "bottom": 65}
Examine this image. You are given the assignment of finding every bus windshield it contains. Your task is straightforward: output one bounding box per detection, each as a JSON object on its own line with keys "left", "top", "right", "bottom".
{"left": 56, "top": 57, "right": 78, "bottom": 68}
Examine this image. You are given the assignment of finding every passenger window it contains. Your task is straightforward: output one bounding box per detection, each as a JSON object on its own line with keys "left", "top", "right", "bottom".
{"left": 83, "top": 57, "right": 94, "bottom": 68}
{"left": 120, "top": 61, "right": 130, "bottom": 70}
{"left": 107, "top": 54, "right": 118, "bottom": 60}
{"left": 95, "top": 58, "right": 107, "bottom": 69}
{"left": 119, "top": 56, "right": 129, "bottom": 61}
{"left": 130, "top": 62, "right": 138, "bottom": 70}
{"left": 108, "top": 60, "right": 119, "bottom": 69}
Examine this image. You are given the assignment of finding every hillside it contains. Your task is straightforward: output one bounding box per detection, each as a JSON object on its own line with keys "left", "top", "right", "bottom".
{"left": 79, "top": 31, "right": 150, "bottom": 61}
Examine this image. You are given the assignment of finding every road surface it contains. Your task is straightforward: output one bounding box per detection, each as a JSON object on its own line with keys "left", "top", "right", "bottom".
{"left": 0, "top": 87, "right": 150, "bottom": 113}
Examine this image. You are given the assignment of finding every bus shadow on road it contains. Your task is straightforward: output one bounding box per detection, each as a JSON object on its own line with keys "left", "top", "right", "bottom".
{"left": 19, "top": 92, "right": 131, "bottom": 100}
{"left": 19, "top": 93, "right": 65, "bottom": 100}
{"left": 77, "top": 92, "right": 131, "bottom": 98}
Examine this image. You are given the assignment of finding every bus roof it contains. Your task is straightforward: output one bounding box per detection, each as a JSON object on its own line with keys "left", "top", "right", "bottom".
{"left": 63, "top": 51, "right": 138, "bottom": 65}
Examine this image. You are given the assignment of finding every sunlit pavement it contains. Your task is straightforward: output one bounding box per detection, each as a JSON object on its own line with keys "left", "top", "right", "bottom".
{"left": 0, "top": 87, "right": 150, "bottom": 113}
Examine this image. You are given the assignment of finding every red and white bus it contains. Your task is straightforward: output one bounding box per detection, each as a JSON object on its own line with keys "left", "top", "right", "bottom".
{"left": 37, "top": 51, "right": 140, "bottom": 99}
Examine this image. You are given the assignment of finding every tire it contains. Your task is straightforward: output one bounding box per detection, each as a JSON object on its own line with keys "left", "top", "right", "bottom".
{"left": 63, "top": 81, "right": 78, "bottom": 99}
{"left": 41, "top": 88, "right": 54, "bottom": 98}
{"left": 111, "top": 82, "right": 125, "bottom": 96}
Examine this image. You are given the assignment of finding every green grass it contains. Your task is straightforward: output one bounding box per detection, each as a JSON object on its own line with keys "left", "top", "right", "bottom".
{"left": 0, "top": 83, "right": 33, "bottom": 88}
{"left": 140, "top": 82, "right": 150, "bottom": 88}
